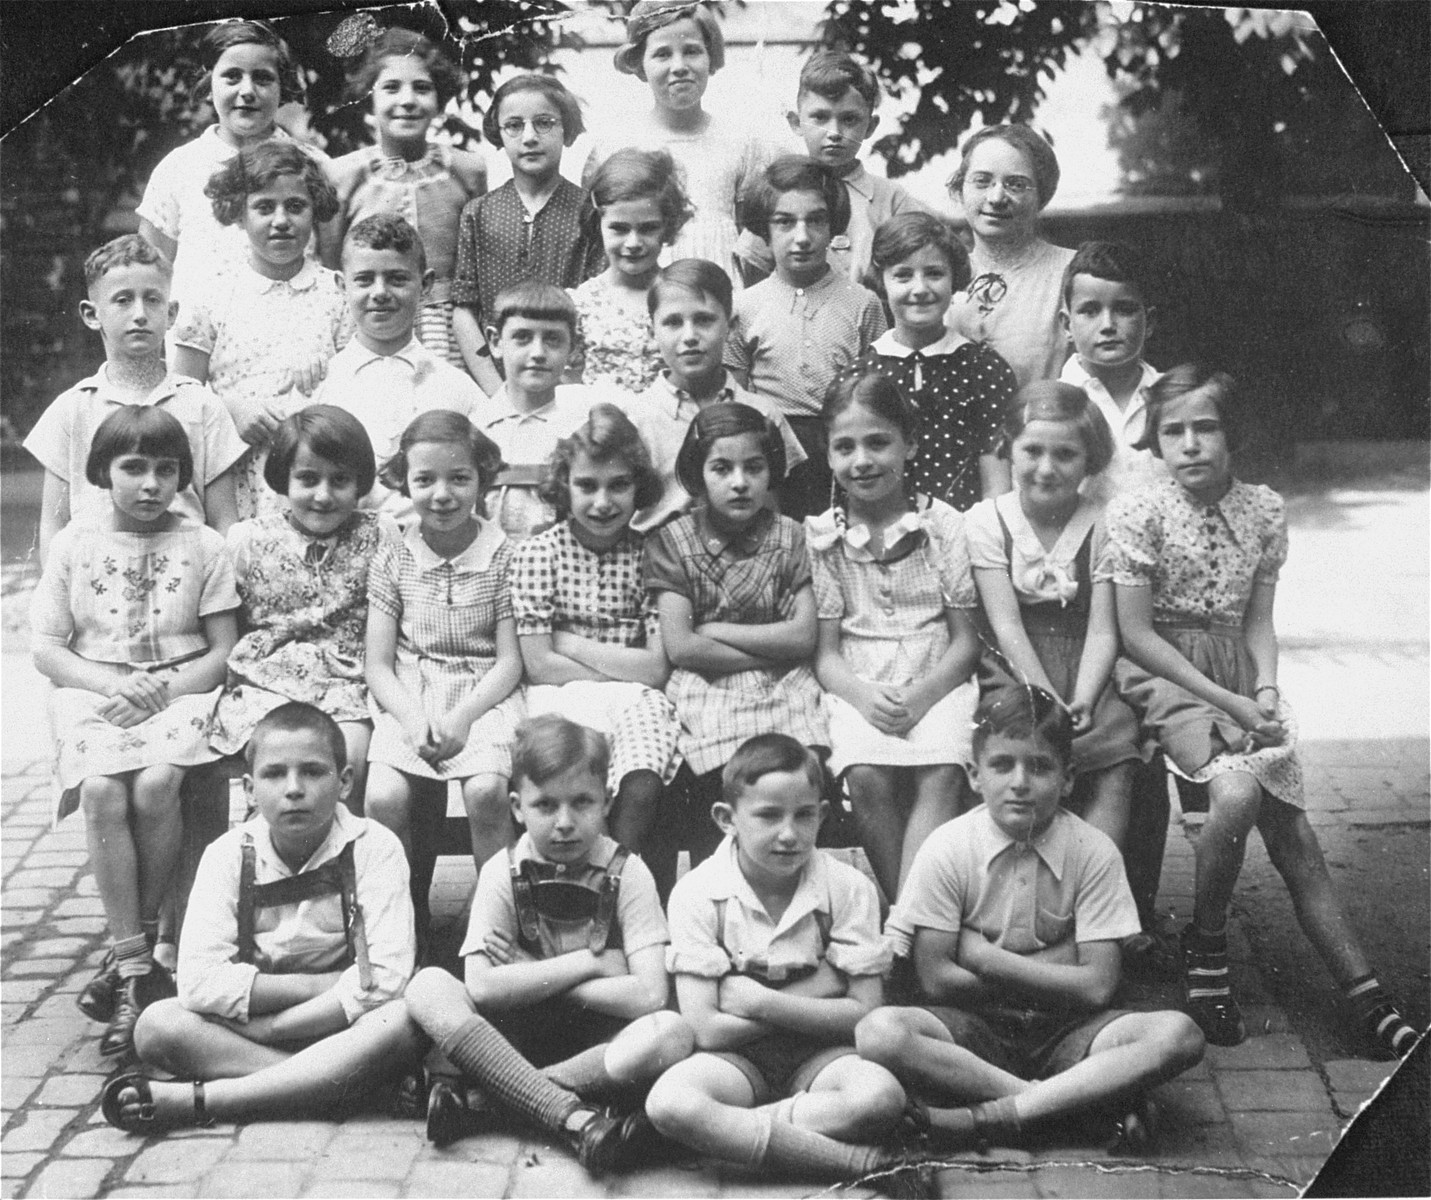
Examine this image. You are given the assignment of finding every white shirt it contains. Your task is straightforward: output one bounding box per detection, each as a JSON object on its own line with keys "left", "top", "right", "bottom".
{"left": 1060, "top": 356, "right": 1167, "bottom": 501}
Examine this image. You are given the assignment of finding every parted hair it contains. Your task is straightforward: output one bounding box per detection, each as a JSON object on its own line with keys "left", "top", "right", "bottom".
{"left": 538, "top": 403, "right": 663, "bottom": 517}
{"left": 674, "top": 402, "right": 786, "bottom": 500}
{"left": 647, "top": 258, "right": 733, "bottom": 319}
{"left": 971, "top": 686, "right": 1074, "bottom": 768}
{"left": 1060, "top": 240, "right": 1158, "bottom": 310}
{"left": 1138, "top": 363, "right": 1242, "bottom": 456}
{"left": 797, "top": 49, "right": 880, "bottom": 110}
{"left": 264, "top": 405, "right": 377, "bottom": 498}
{"left": 343, "top": 212, "right": 427, "bottom": 275}
{"left": 822, "top": 369, "right": 920, "bottom": 444}
{"left": 613, "top": 1, "right": 726, "bottom": 78}
{"left": 585, "top": 147, "right": 694, "bottom": 245}
{"left": 193, "top": 20, "right": 303, "bottom": 106}
{"left": 511, "top": 714, "right": 610, "bottom": 792}
{"left": 1004, "top": 381, "right": 1115, "bottom": 477}
{"left": 740, "top": 156, "right": 850, "bottom": 243}
{"left": 379, "top": 410, "right": 505, "bottom": 503}
{"left": 722, "top": 733, "right": 824, "bottom": 806}
{"left": 84, "top": 235, "right": 172, "bottom": 290}
{"left": 869, "top": 211, "right": 972, "bottom": 293}
{"left": 85, "top": 405, "right": 194, "bottom": 492}
{"left": 206, "top": 141, "right": 340, "bottom": 227}
{"left": 247, "top": 701, "right": 347, "bottom": 773}
{"left": 353, "top": 27, "right": 463, "bottom": 107}
{"left": 947, "top": 124, "right": 1061, "bottom": 210}
{"left": 482, "top": 73, "right": 585, "bottom": 149}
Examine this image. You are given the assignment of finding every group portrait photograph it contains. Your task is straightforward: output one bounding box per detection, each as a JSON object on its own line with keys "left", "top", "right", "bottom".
{"left": 0, "top": 1, "right": 1426, "bottom": 1197}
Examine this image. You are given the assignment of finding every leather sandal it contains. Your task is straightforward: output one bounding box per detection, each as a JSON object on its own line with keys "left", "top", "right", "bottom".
{"left": 100, "top": 1074, "right": 212, "bottom": 1132}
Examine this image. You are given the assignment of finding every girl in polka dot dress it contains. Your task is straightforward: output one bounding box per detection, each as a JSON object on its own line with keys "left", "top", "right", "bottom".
{"left": 855, "top": 213, "right": 1016, "bottom": 512}
{"left": 508, "top": 404, "right": 683, "bottom": 895}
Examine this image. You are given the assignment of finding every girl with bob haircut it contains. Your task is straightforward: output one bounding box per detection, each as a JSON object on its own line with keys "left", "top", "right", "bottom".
{"left": 365, "top": 410, "right": 522, "bottom": 947}
{"left": 856, "top": 210, "right": 1015, "bottom": 512}
{"left": 570, "top": 148, "right": 695, "bottom": 392}
{"left": 513, "top": 405, "right": 680, "bottom": 892}
{"left": 33, "top": 405, "right": 238, "bottom": 1059}
{"left": 1103, "top": 364, "right": 1419, "bottom": 1058}
{"left": 673, "top": 399, "right": 787, "bottom": 499}
{"left": 479, "top": 73, "right": 586, "bottom": 149}
{"left": 175, "top": 140, "right": 349, "bottom": 520}
{"left": 738, "top": 155, "right": 851, "bottom": 245}
{"left": 331, "top": 26, "right": 487, "bottom": 367}
{"left": 209, "top": 406, "right": 390, "bottom": 801}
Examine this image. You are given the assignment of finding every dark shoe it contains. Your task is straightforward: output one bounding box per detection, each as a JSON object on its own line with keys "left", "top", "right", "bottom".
{"left": 137, "top": 960, "right": 177, "bottom": 1006}
{"left": 1107, "top": 1097, "right": 1160, "bottom": 1155}
{"left": 1180, "top": 925, "right": 1246, "bottom": 1047}
{"left": 389, "top": 1071, "right": 425, "bottom": 1121}
{"left": 572, "top": 1109, "right": 652, "bottom": 1176}
{"left": 99, "top": 978, "right": 142, "bottom": 1058}
{"left": 426, "top": 1079, "right": 469, "bottom": 1147}
{"left": 77, "top": 951, "right": 121, "bottom": 1023}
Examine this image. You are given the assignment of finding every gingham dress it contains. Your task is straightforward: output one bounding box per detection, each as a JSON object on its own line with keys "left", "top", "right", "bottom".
{"left": 645, "top": 509, "right": 827, "bottom": 776}
{"left": 366, "top": 521, "right": 523, "bottom": 781}
{"left": 511, "top": 522, "right": 681, "bottom": 787}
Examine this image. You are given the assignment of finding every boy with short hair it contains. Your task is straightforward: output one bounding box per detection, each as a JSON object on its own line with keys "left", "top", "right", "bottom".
{"left": 470, "top": 282, "right": 608, "bottom": 539}
{"left": 313, "top": 214, "right": 483, "bottom": 521}
{"left": 101, "top": 702, "right": 421, "bottom": 1132}
{"left": 786, "top": 50, "right": 930, "bottom": 286}
{"left": 727, "top": 157, "right": 888, "bottom": 520}
{"left": 25, "top": 234, "right": 244, "bottom": 564}
{"left": 403, "top": 714, "right": 691, "bottom": 1171}
{"left": 855, "top": 689, "right": 1204, "bottom": 1152}
{"left": 624, "top": 257, "right": 806, "bottom": 531}
{"left": 1058, "top": 240, "right": 1165, "bottom": 499}
{"left": 645, "top": 734, "right": 916, "bottom": 1184}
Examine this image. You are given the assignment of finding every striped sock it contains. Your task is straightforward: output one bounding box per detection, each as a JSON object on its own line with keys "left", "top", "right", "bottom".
{"left": 113, "top": 934, "right": 152, "bottom": 981}
{"left": 1182, "top": 923, "right": 1245, "bottom": 1045}
{"left": 758, "top": 1112, "right": 885, "bottom": 1181}
{"left": 439, "top": 1015, "right": 583, "bottom": 1134}
{"left": 1346, "top": 975, "right": 1420, "bottom": 1058}
{"left": 544, "top": 1044, "right": 614, "bottom": 1098}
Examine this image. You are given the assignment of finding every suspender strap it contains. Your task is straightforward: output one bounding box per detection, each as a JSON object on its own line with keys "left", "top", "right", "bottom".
{"left": 588, "top": 847, "right": 628, "bottom": 953}
{"left": 509, "top": 846, "right": 541, "bottom": 949}
{"left": 236, "top": 835, "right": 257, "bottom": 965}
{"left": 336, "top": 841, "right": 373, "bottom": 990}
{"left": 995, "top": 506, "right": 1094, "bottom": 616}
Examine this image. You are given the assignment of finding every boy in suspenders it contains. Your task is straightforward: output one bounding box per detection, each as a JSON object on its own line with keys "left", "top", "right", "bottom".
{"left": 101, "top": 702, "right": 421, "bottom": 1131}
{"left": 404, "top": 715, "right": 692, "bottom": 1173}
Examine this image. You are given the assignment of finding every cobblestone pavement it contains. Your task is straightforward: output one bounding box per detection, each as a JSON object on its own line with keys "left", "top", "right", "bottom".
{"left": 2, "top": 467, "right": 1425, "bottom": 1198}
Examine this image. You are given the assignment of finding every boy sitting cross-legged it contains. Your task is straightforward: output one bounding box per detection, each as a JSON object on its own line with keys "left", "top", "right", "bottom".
{"left": 101, "top": 702, "right": 422, "bottom": 1132}
{"left": 645, "top": 734, "right": 918, "bottom": 1186}
{"left": 402, "top": 715, "right": 692, "bottom": 1173}
{"left": 856, "top": 688, "right": 1204, "bottom": 1152}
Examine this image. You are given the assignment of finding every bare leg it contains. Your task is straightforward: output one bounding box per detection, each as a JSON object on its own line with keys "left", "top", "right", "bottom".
{"left": 601, "top": 1010, "right": 693, "bottom": 1086}
{"left": 1192, "top": 772, "right": 1261, "bottom": 931}
{"left": 462, "top": 773, "right": 512, "bottom": 870}
{"left": 364, "top": 765, "right": 415, "bottom": 856}
{"left": 1256, "top": 798, "right": 1371, "bottom": 986}
{"left": 780, "top": 1055, "right": 905, "bottom": 1141}
{"left": 856, "top": 1006, "right": 1027, "bottom": 1103}
{"left": 846, "top": 765, "right": 904, "bottom": 903}
{"left": 84, "top": 776, "right": 142, "bottom": 941}
{"left": 903, "top": 766, "right": 964, "bottom": 893}
{"left": 131, "top": 765, "right": 184, "bottom": 926}
{"left": 339, "top": 722, "right": 372, "bottom": 815}
{"left": 611, "top": 770, "right": 663, "bottom": 857}
{"left": 1071, "top": 762, "right": 1134, "bottom": 852}
{"left": 136, "top": 998, "right": 291, "bottom": 1080}
{"left": 646, "top": 1054, "right": 761, "bottom": 1159}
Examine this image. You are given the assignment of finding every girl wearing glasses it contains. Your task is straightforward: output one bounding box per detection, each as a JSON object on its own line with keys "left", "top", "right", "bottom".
{"left": 451, "top": 75, "right": 606, "bottom": 394}
{"left": 330, "top": 28, "right": 487, "bottom": 369}
{"left": 947, "top": 124, "right": 1077, "bottom": 389}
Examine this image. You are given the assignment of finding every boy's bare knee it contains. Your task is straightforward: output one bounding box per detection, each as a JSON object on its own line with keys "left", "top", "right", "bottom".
{"left": 1158, "top": 1011, "right": 1206, "bottom": 1071}
{"left": 841, "top": 1060, "right": 906, "bottom": 1127}
{"left": 402, "top": 966, "right": 459, "bottom": 1022}
{"left": 132, "top": 998, "right": 195, "bottom": 1066}
{"left": 631, "top": 1010, "right": 695, "bottom": 1073}
{"left": 645, "top": 1070, "right": 704, "bottom": 1140}
{"left": 854, "top": 1007, "right": 914, "bottom": 1068}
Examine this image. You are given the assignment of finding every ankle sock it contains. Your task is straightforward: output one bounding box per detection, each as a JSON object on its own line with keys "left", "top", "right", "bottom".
{"left": 113, "top": 934, "right": 153, "bottom": 981}
{"left": 759, "top": 1112, "right": 884, "bottom": 1181}
{"left": 925, "top": 1104, "right": 979, "bottom": 1151}
{"left": 544, "top": 1043, "right": 614, "bottom": 1098}
{"left": 1346, "top": 975, "right": 1419, "bottom": 1058}
{"left": 439, "top": 1015, "right": 582, "bottom": 1133}
{"left": 970, "top": 1097, "right": 1023, "bottom": 1148}
{"left": 1183, "top": 924, "right": 1233, "bottom": 1002}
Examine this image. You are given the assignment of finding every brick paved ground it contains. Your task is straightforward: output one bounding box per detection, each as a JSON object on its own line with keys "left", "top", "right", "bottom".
{"left": 2, "top": 465, "right": 1425, "bottom": 1197}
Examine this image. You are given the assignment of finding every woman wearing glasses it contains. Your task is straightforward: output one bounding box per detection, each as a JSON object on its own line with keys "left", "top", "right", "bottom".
{"left": 947, "top": 124, "right": 1077, "bottom": 389}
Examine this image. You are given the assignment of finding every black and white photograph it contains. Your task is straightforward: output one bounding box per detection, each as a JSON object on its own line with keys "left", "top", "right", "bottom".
{"left": 1, "top": 2, "right": 1426, "bottom": 1197}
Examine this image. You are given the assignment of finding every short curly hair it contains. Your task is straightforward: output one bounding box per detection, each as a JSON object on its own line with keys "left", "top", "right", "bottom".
{"left": 972, "top": 685, "right": 1074, "bottom": 768}
{"left": 538, "top": 403, "right": 663, "bottom": 518}
{"left": 193, "top": 19, "right": 304, "bottom": 106}
{"left": 342, "top": 212, "right": 427, "bottom": 275}
{"left": 613, "top": 1, "right": 726, "bottom": 79}
{"left": 352, "top": 27, "right": 463, "bottom": 108}
{"left": 869, "top": 212, "right": 971, "bottom": 295}
{"left": 84, "top": 235, "right": 172, "bottom": 290}
{"left": 674, "top": 402, "right": 786, "bottom": 501}
{"left": 264, "top": 405, "right": 377, "bottom": 498}
{"left": 482, "top": 74, "right": 584, "bottom": 149}
{"left": 205, "top": 141, "right": 340, "bottom": 227}
{"left": 739, "top": 156, "right": 850, "bottom": 244}
{"left": 947, "top": 124, "right": 1062, "bottom": 210}
{"left": 380, "top": 410, "right": 505, "bottom": 507}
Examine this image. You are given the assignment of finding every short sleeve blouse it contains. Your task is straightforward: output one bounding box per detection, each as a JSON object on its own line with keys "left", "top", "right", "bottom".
{"left": 508, "top": 522, "right": 657, "bottom": 647}
{"left": 966, "top": 492, "right": 1110, "bottom": 606}
{"left": 569, "top": 274, "right": 664, "bottom": 394}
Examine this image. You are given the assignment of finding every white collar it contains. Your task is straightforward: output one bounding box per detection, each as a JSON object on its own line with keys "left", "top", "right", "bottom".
{"left": 401, "top": 516, "right": 504, "bottom": 573}
{"left": 872, "top": 329, "right": 967, "bottom": 357}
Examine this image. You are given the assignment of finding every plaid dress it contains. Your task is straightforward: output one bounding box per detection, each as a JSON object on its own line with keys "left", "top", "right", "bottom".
{"left": 366, "top": 521, "right": 523, "bottom": 781}
{"left": 645, "top": 509, "right": 827, "bottom": 775}
{"left": 511, "top": 523, "right": 681, "bottom": 788}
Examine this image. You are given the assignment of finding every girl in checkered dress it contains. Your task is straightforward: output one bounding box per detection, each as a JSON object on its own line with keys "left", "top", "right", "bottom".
{"left": 645, "top": 403, "right": 827, "bottom": 871}
{"left": 364, "top": 411, "right": 524, "bottom": 937}
{"left": 510, "top": 405, "right": 683, "bottom": 895}
{"left": 808, "top": 372, "right": 981, "bottom": 904}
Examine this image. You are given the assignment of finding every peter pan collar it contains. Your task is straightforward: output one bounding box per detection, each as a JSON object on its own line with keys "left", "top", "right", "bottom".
{"left": 402, "top": 515, "right": 504, "bottom": 572}
{"left": 996, "top": 491, "right": 1097, "bottom": 605}
{"left": 872, "top": 329, "right": 967, "bottom": 357}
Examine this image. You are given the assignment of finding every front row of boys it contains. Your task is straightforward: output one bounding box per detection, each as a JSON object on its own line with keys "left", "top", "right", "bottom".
{"left": 105, "top": 695, "right": 1204, "bottom": 1186}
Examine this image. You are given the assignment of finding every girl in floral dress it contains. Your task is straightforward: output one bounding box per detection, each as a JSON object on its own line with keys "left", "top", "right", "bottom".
{"left": 209, "top": 407, "right": 393, "bottom": 803}
{"left": 31, "top": 407, "right": 238, "bottom": 1058}
{"left": 330, "top": 27, "right": 486, "bottom": 367}
{"left": 1104, "top": 364, "right": 1418, "bottom": 1058}
{"left": 568, "top": 149, "right": 692, "bottom": 394}
{"left": 808, "top": 372, "right": 980, "bottom": 904}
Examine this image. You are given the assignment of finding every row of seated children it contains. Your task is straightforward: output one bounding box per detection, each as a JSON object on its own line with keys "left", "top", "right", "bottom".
{"left": 34, "top": 336, "right": 1420, "bottom": 1081}
{"left": 97, "top": 697, "right": 1207, "bottom": 1196}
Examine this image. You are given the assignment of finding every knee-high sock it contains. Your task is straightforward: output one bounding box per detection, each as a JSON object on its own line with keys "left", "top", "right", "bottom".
{"left": 439, "top": 1015, "right": 583, "bottom": 1133}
